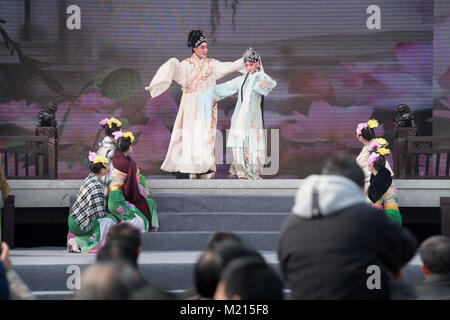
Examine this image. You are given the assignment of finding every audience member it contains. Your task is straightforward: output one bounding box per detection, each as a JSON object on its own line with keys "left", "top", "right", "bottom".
{"left": 214, "top": 257, "right": 283, "bottom": 300}
{"left": 105, "top": 223, "right": 142, "bottom": 259}
{"left": 75, "top": 261, "right": 137, "bottom": 300}
{"left": 416, "top": 235, "right": 450, "bottom": 300}
{"left": 0, "top": 242, "right": 35, "bottom": 300}
{"left": 191, "top": 241, "right": 265, "bottom": 299}
{"left": 207, "top": 232, "right": 242, "bottom": 250}
{"left": 278, "top": 153, "right": 417, "bottom": 299}
{"left": 99, "top": 225, "right": 175, "bottom": 299}
{"left": 0, "top": 261, "right": 9, "bottom": 300}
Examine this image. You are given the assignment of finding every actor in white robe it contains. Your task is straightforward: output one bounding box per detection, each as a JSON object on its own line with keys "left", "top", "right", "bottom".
{"left": 145, "top": 30, "right": 244, "bottom": 178}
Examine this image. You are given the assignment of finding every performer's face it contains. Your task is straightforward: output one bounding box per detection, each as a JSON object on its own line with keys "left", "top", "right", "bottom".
{"left": 99, "top": 167, "right": 107, "bottom": 177}
{"left": 245, "top": 61, "right": 258, "bottom": 74}
{"left": 194, "top": 42, "right": 208, "bottom": 58}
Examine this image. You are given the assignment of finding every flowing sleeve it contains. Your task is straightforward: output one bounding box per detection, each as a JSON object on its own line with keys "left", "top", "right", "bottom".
{"left": 197, "top": 76, "right": 242, "bottom": 129}
{"left": 213, "top": 58, "right": 245, "bottom": 81}
{"left": 145, "top": 58, "right": 184, "bottom": 98}
{"left": 252, "top": 71, "right": 277, "bottom": 96}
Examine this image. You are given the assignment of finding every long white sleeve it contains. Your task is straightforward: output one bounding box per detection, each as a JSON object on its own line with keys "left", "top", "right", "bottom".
{"left": 213, "top": 58, "right": 245, "bottom": 81}
{"left": 145, "top": 58, "right": 184, "bottom": 98}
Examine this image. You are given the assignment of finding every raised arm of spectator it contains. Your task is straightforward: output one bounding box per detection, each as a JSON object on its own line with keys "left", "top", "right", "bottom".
{"left": 1, "top": 242, "right": 36, "bottom": 300}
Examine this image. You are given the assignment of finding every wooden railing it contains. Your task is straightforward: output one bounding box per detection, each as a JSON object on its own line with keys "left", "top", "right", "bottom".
{"left": 0, "top": 136, "right": 55, "bottom": 179}
{"left": 395, "top": 136, "right": 450, "bottom": 179}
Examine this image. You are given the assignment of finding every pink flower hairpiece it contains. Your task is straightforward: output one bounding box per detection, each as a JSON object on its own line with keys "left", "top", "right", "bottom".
{"left": 112, "top": 131, "right": 124, "bottom": 140}
{"left": 356, "top": 123, "right": 368, "bottom": 136}
{"left": 368, "top": 152, "right": 380, "bottom": 167}
{"left": 88, "top": 151, "right": 97, "bottom": 162}
{"left": 99, "top": 118, "right": 109, "bottom": 126}
{"left": 368, "top": 140, "right": 381, "bottom": 152}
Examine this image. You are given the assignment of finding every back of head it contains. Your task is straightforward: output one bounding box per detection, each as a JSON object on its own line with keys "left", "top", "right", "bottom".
{"left": 116, "top": 136, "right": 133, "bottom": 153}
{"left": 194, "top": 242, "right": 264, "bottom": 299}
{"left": 321, "top": 152, "right": 365, "bottom": 189}
{"left": 106, "top": 223, "right": 141, "bottom": 254}
{"left": 420, "top": 236, "right": 450, "bottom": 274}
{"left": 195, "top": 250, "right": 223, "bottom": 298}
{"left": 97, "top": 239, "right": 139, "bottom": 269}
{"left": 221, "top": 257, "right": 283, "bottom": 300}
{"left": 369, "top": 152, "right": 387, "bottom": 172}
{"left": 76, "top": 261, "right": 137, "bottom": 300}
{"left": 101, "top": 118, "right": 122, "bottom": 138}
{"left": 215, "top": 241, "right": 265, "bottom": 268}
{"left": 207, "top": 232, "right": 242, "bottom": 250}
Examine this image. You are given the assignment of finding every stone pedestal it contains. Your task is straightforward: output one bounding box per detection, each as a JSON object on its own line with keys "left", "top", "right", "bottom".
{"left": 394, "top": 125, "right": 417, "bottom": 178}
{"left": 35, "top": 127, "right": 57, "bottom": 179}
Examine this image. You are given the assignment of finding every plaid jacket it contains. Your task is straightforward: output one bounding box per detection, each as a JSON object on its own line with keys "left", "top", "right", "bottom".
{"left": 70, "top": 173, "right": 105, "bottom": 232}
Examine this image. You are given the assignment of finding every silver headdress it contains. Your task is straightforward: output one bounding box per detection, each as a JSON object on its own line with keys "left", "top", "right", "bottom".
{"left": 242, "top": 47, "right": 260, "bottom": 63}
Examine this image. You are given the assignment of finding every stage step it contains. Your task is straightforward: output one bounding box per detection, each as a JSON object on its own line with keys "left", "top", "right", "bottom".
{"left": 10, "top": 249, "right": 280, "bottom": 294}
{"left": 158, "top": 212, "right": 289, "bottom": 232}
{"left": 151, "top": 194, "right": 295, "bottom": 213}
{"left": 10, "top": 249, "right": 425, "bottom": 300}
{"left": 142, "top": 231, "right": 280, "bottom": 251}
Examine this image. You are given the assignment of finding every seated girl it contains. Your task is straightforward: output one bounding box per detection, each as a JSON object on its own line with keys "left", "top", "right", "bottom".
{"left": 67, "top": 153, "right": 117, "bottom": 253}
{"left": 355, "top": 119, "right": 394, "bottom": 192}
{"left": 108, "top": 131, "right": 159, "bottom": 232}
{"left": 367, "top": 148, "right": 402, "bottom": 226}
{"left": 97, "top": 117, "right": 122, "bottom": 206}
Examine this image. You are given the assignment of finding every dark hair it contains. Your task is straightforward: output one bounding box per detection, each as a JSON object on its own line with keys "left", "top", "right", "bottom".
{"left": 187, "top": 29, "right": 205, "bottom": 51}
{"left": 420, "top": 236, "right": 450, "bottom": 273}
{"left": 116, "top": 136, "right": 133, "bottom": 153}
{"left": 370, "top": 152, "right": 387, "bottom": 172}
{"left": 88, "top": 161, "right": 106, "bottom": 174}
{"left": 194, "top": 241, "right": 265, "bottom": 298}
{"left": 321, "top": 152, "right": 365, "bottom": 188}
{"left": 194, "top": 250, "right": 223, "bottom": 298}
{"left": 97, "top": 239, "right": 139, "bottom": 268}
{"left": 106, "top": 223, "right": 141, "bottom": 254}
{"left": 221, "top": 257, "right": 284, "bottom": 300}
{"left": 102, "top": 121, "right": 121, "bottom": 137}
{"left": 77, "top": 261, "right": 136, "bottom": 300}
{"left": 207, "top": 232, "right": 242, "bottom": 250}
{"left": 359, "top": 126, "right": 376, "bottom": 141}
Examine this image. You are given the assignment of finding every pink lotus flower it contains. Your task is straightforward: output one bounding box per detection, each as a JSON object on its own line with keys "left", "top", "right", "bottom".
{"left": 278, "top": 100, "right": 375, "bottom": 149}
{"left": 99, "top": 118, "right": 110, "bottom": 126}
{"left": 88, "top": 151, "right": 97, "bottom": 162}
{"left": 128, "top": 203, "right": 135, "bottom": 209}
{"left": 112, "top": 131, "right": 124, "bottom": 140}
{"left": 368, "top": 140, "right": 381, "bottom": 152}
{"left": 117, "top": 206, "right": 126, "bottom": 214}
{"left": 356, "top": 123, "right": 368, "bottom": 136}
{"left": 368, "top": 152, "right": 380, "bottom": 167}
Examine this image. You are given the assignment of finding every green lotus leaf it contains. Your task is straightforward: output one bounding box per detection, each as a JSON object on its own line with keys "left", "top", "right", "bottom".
{"left": 100, "top": 68, "right": 141, "bottom": 101}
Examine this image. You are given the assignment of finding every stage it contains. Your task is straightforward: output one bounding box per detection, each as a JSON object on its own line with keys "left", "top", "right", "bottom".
{"left": 4, "top": 179, "right": 441, "bottom": 299}
{"left": 8, "top": 179, "right": 450, "bottom": 207}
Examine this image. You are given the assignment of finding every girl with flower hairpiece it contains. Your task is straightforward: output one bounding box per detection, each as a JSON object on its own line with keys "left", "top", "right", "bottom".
{"left": 145, "top": 30, "right": 245, "bottom": 179}
{"left": 67, "top": 152, "right": 117, "bottom": 253}
{"left": 367, "top": 148, "right": 402, "bottom": 225}
{"left": 97, "top": 117, "right": 123, "bottom": 207}
{"left": 355, "top": 119, "right": 394, "bottom": 192}
{"left": 196, "top": 47, "right": 276, "bottom": 179}
{"left": 107, "top": 132, "right": 159, "bottom": 232}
